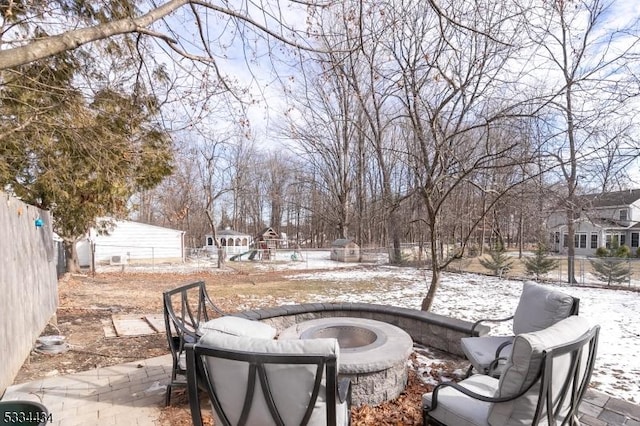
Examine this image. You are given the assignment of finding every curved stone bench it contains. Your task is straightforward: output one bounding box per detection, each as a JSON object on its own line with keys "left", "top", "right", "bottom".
{"left": 233, "top": 302, "right": 488, "bottom": 357}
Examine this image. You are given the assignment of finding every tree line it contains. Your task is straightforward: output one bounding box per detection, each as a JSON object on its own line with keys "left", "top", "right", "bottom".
{"left": 1, "top": 0, "right": 639, "bottom": 310}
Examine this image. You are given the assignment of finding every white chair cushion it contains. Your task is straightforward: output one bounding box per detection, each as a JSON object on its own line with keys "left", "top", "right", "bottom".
{"left": 460, "top": 336, "right": 513, "bottom": 373}
{"left": 423, "top": 374, "right": 498, "bottom": 426}
{"left": 198, "top": 333, "right": 347, "bottom": 426}
{"left": 199, "top": 316, "right": 277, "bottom": 339}
{"left": 512, "top": 282, "right": 574, "bottom": 335}
{"left": 488, "top": 316, "right": 592, "bottom": 424}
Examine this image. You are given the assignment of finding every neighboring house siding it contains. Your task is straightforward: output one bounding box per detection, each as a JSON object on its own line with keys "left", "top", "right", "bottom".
{"left": 78, "top": 220, "right": 185, "bottom": 265}
{"left": 630, "top": 203, "right": 640, "bottom": 221}
{"left": 548, "top": 190, "right": 640, "bottom": 256}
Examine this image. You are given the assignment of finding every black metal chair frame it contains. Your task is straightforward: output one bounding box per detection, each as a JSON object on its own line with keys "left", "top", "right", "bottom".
{"left": 163, "top": 281, "right": 225, "bottom": 406}
{"left": 425, "top": 324, "right": 599, "bottom": 426}
{"left": 186, "top": 342, "right": 352, "bottom": 426}
{"left": 465, "top": 296, "right": 580, "bottom": 377}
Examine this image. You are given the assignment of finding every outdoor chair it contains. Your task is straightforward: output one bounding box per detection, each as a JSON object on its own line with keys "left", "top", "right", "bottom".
{"left": 163, "top": 281, "right": 277, "bottom": 406}
{"left": 186, "top": 333, "right": 352, "bottom": 426}
{"left": 163, "top": 281, "right": 226, "bottom": 406}
{"left": 460, "top": 282, "right": 579, "bottom": 377}
{"left": 423, "top": 315, "right": 599, "bottom": 426}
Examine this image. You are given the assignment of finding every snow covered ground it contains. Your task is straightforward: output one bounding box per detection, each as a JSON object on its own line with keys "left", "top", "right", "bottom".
{"left": 100, "top": 249, "right": 640, "bottom": 403}
{"left": 275, "top": 251, "right": 640, "bottom": 404}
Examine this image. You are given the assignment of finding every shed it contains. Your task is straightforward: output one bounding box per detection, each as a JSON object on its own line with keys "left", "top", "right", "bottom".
{"left": 76, "top": 219, "right": 185, "bottom": 267}
{"left": 331, "top": 238, "right": 360, "bottom": 262}
{"left": 205, "top": 228, "right": 253, "bottom": 255}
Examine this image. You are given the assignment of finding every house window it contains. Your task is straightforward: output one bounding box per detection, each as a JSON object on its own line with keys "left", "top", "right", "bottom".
{"left": 590, "top": 234, "right": 598, "bottom": 249}
{"left": 606, "top": 233, "right": 625, "bottom": 248}
{"left": 632, "top": 233, "right": 639, "bottom": 248}
{"left": 574, "top": 233, "right": 587, "bottom": 249}
{"left": 620, "top": 209, "right": 628, "bottom": 221}
{"left": 207, "top": 237, "right": 213, "bottom": 246}
{"left": 563, "top": 234, "right": 568, "bottom": 248}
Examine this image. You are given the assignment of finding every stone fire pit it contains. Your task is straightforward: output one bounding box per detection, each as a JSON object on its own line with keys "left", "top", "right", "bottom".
{"left": 279, "top": 317, "right": 414, "bottom": 406}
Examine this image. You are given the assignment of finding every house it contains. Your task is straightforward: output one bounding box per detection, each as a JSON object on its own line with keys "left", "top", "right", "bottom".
{"left": 331, "top": 238, "right": 360, "bottom": 262}
{"left": 547, "top": 189, "right": 640, "bottom": 256}
{"left": 76, "top": 219, "right": 185, "bottom": 267}
{"left": 204, "top": 228, "right": 252, "bottom": 255}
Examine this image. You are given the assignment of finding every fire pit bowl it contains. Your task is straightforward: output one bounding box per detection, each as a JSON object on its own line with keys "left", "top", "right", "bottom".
{"left": 279, "top": 317, "right": 413, "bottom": 406}
{"left": 300, "top": 324, "right": 384, "bottom": 350}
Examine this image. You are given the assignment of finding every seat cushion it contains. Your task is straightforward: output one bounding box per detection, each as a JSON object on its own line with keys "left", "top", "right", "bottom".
{"left": 199, "top": 316, "right": 277, "bottom": 339}
{"left": 488, "top": 316, "right": 593, "bottom": 424}
{"left": 423, "top": 374, "right": 498, "bottom": 426}
{"left": 460, "top": 336, "right": 514, "bottom": 374}
{"left": 197, "top": 333, "right": 347, "bottom": 426}
{"left": 512, "top": 282, "right": 575, "bottom": 335}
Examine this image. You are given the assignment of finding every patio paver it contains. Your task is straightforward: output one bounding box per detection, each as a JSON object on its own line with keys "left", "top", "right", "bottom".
{"left": 2, "top": 355, "right": 172, "bottom": 426}
{"left": 1, "top": 353, "right": 638, "bottom": 425}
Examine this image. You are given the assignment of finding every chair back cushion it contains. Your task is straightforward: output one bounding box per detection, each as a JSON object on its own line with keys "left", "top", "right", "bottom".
{"left": 199, "top": 316, "right": 277, "bottom": 339}
{"left": 512, "top": 282, "right": 575, "bottom": 335}
{"left": 488, "top": 316, "right": 593, "bottom": 424}
{"left": 197, "top": 333, "right": 346, "bottom": 426}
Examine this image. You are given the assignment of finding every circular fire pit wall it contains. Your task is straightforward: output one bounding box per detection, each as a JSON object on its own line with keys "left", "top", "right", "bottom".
{"left": 280, "top": 318, "right": 413, "bottom": 407}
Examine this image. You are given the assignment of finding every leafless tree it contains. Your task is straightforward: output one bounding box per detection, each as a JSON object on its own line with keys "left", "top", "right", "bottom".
{"left": 283, "top": 59, "right": 360, "bottom": 240}
{"left": 197, "top": 135, "right": 233, "bottom": 266}
{"left": 528, "top": 0, "right": 640, "bottom": 282}
{"left": 381, "top": 0, "right": 538, "bottom": 310}
{"left": 326, "top": 0, "right": 412, "bottom": 258}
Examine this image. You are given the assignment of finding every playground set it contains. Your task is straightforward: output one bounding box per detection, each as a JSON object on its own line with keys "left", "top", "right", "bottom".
{"left": 227, "top": 227, "right": 303, "bottom": 262}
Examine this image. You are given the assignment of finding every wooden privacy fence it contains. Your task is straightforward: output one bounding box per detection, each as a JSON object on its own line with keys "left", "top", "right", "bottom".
{"left": 0, "top": 191, "right": 58, "bottom": 395}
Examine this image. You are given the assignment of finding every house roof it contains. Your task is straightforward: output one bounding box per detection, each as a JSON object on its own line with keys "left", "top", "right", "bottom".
{"left": 215, "top": 228, "right": 250, "bottom": 237}
{"left": 589, "top": 217, "right": 629, "bottom": 230}
{"left": 256, "top": 227, "right": 280, "bottom": 239}
{"left": 95, "top": 218, "right": 185, "bottom": 235}
{"left": 331, "top": 238, "right": 357, "bottom": 247}
{"left": 580, "top": 189, "right": 640, "bottom": 208}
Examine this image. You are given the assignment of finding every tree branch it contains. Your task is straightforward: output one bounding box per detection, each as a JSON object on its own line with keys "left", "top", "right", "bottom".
{"left": 0, "top": 0, "right": 190, "bottom": 70}
{"left": 0, "top": 0, "right": 329, "bottom": 71}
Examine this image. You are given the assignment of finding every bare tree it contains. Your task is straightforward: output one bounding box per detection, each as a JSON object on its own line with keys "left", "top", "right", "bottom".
{"left": 197, "top": 136, "right": 232, "bottom": 267}
{"left": 528, "top": 0, "right": 640, "bottom": 282}
{"left": 326, "top": 1, "right": 412, "bottom": 258}
{"left": 381, "top": 0, "right": 537, "bottom": 310}
{"left": 283, "top": 55, "right": 359, "bottom": 240}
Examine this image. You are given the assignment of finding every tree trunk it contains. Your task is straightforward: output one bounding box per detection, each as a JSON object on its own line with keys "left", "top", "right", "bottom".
{"left": 566, "top": 210, "right": 577, "bottom": 283}
{"left": 205, "top": 210, "right": 224, "bottom": 268}
{"left": 421, "top": 267, "right": 441, "bottom": 311}
{"left": 421, "top": 220, "right": 441, "bottom": 311}
{"left": 388, "top": 209, "right": 402, "bottom": 263}
{"left": 64, "top": 239, "right": 80, "bottom": 273}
